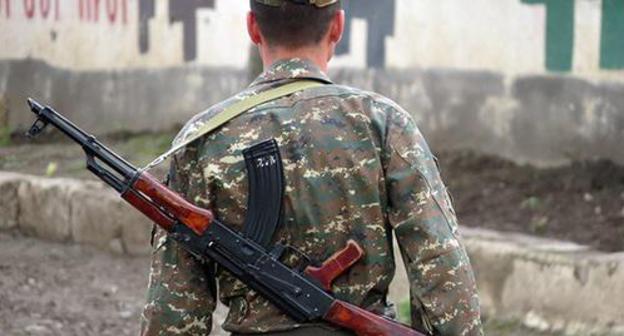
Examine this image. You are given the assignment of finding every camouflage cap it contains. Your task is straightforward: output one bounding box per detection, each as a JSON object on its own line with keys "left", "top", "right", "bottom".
{"left": 254, "top": 0, "right": 338, "bottom": 8}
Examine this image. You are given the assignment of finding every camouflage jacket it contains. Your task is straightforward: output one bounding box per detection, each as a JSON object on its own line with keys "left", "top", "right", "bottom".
{"left": 141, "top": 58, "right": 483, "bottom": 335}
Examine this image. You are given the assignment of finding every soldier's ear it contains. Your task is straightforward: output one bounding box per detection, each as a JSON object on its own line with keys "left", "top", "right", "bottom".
{"left": 328, "top": 10, "right": 345, "bottom": 45}
{"left": 247, "top": 11, "right": 263, "bottom": 45}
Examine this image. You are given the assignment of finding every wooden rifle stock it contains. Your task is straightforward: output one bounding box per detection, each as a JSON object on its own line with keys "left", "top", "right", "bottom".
{"left": 325, "top": 301, "right": 427, "bottom": 336}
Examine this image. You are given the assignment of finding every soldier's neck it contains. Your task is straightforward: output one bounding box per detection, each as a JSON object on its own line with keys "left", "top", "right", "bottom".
{"left": 261, "top": 45, "right": 330, "bottom": 73}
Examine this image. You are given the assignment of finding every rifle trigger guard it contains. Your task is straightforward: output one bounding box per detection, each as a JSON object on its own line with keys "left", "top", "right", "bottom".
{"left": 281, "top": 244, "right": 319, "bottom": 272}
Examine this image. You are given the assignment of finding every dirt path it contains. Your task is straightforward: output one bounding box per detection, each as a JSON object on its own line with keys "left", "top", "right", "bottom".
{"left": 0, "top": 231, "right": 230, "bottom": 336}
{"left": 0, "top": 230, "right": 148, "bottom": 336}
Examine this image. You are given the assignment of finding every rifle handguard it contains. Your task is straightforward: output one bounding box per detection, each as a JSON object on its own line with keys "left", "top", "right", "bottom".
{"left": 129, "top": 173, "right": 214, "bottom": 235}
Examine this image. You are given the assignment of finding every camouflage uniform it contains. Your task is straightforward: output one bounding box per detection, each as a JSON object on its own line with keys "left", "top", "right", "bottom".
{"left": 141, "top": 58, "right": 483, "bottom": 335}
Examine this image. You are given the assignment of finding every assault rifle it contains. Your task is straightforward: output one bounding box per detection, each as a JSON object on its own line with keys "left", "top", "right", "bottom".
{"left": 26, "top": 98, "right": 427, "bottom": 336}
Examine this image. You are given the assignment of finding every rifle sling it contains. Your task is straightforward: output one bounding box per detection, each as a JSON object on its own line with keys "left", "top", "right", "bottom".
{"left": 143, "top": 80, "right": 325, "bottom": 171}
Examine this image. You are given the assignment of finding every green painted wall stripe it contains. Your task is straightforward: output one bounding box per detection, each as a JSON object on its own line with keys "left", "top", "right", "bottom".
{"left": 601, "top": 0, "right": 624, "bottom": 69}
{"left": 522, "top": 0, "right": 575, "bottom": 72}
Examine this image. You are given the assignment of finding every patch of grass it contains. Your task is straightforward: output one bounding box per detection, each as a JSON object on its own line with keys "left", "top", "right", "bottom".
{"left": 116, "top": 132, "right": 175, "bottom": 162}
{"left": 45, "top": 161, "right": 59, "bottom": 177}
{"left": 0, "top": 127, "right": 10, "bottom": 147}
{"left": 521, "top": 196, "right": 542, "bottom": 210}
{"left": 530, "top": 215, "right": 549, "bottom": 234}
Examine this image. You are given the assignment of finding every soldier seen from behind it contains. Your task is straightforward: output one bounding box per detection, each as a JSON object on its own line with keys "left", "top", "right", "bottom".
{"left": 141, "top": 0, "right": 483, "bottom": 335}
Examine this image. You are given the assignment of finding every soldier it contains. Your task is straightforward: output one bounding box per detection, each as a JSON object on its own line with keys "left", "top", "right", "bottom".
{"left": 141, "top": 1, "right": 483, "bottom": 335}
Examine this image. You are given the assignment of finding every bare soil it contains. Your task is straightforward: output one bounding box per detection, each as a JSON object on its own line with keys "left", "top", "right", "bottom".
{"left": 440, "top": 151, "right": 624, "bottom": 252}
{"left": 0, "top": 230, "right": 148, "bottom": 336}
{"left": 0, "top": 230, "right": 230, "bottom": 336}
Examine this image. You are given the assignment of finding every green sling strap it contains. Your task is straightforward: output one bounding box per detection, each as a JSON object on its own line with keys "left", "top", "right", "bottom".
{"left": 144, "top": 80, "right": 324, "bottom": 170}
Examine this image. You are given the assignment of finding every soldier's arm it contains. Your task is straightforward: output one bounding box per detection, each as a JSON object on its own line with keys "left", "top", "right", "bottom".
{"left": 140, "top": 145, "right": 217, "bottom": 335}
{"left": 378, "top": 101, "right": 483, "bottom": 336}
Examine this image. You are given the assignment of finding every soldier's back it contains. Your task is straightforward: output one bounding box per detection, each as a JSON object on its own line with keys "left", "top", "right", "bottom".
{"left": 177, "top": 58, "right": 407, "bottom": 333}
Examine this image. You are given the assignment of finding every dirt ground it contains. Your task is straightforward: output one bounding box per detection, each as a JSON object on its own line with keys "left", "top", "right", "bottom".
{"left": 0, "top": 230, "right": 229, "bottom": 336}
{"left": 439, "top": 151, "right": 624, "bottom": 252}
{"left": 0, "top": 230, "right": 562, "bottom": 336}
{"left": 1, "top": 131, "right": 623, "bottom": 252}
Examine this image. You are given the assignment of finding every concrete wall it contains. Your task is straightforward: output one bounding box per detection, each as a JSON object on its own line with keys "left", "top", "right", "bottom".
{"left": 388, "top": 226, "right": 624, "bottom": 335}
{"left": 0, "top": 172, "right": 152, "bottom": 255}
{"left": 1, "top": 0, "right": 623, "bottom": 165}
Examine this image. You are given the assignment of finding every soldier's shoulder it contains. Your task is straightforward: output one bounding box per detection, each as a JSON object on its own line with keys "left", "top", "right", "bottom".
{"left": 312, "top": 84, "right": 408, "bottom": 116}
{"left": 171, "top": 89, "right": 256, "bottom": 147}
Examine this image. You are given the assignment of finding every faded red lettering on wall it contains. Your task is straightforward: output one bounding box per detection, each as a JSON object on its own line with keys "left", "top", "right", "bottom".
{"left": 106, "top": 0, "right": 116, "bottom": 22}
{"left": 0, "top": 0, "right": 126, "bottom": 23}
{"left": 40, "top": 0, "right": 50, "bottom": 18}
{"left": 105, "top": 0, "right": 127, "bottom": 24}
{"left": 79, "top": 0, "right": 126, "bottom": 24}
{"left": 23, "top": 0, "right": 34, "bottom": 18}
{"left": 0, "top": 0, "right": 11, "bottom": 18}
{"left": 0, "top": 0, "right": 60, "bottom": 20}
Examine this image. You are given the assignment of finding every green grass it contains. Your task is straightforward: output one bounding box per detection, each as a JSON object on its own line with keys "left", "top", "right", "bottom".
{"left": 114, "top": 132, "right": 174, "bottom": 166}
{"left": 0, "top": 127, "right": 10, "bottom": 147}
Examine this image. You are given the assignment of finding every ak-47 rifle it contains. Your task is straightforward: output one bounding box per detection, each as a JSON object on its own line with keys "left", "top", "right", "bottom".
{"left": 25, "top": 98, "right": 427, "bottom": 336}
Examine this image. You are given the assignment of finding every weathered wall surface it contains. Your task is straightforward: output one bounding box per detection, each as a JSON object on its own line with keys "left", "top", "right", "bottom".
{"left": 388, "top": 226, "right": 624, "bottom": 335}
{"left": 0, "top": 59, "right": 248, "bottom": 133}
{"left": 1, "top": 0, "right": 623, "bottom": 165}
{"left": 0, "top": 172, "right": 152, "bottom": 255}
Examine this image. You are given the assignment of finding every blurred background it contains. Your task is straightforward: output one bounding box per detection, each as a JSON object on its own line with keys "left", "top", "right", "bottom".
{"left": 1, "top": 0, "right": 623, "bottom": 335}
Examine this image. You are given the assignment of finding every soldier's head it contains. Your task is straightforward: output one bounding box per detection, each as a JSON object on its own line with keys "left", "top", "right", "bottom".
{"left": 248, "top": 0, "right": 344, "bottom": 67}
